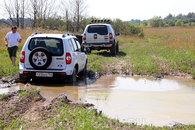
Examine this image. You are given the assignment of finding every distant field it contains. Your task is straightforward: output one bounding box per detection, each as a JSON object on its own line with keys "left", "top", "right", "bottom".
{"left": 1, "top": 26, "right": 195, "bottom": 78}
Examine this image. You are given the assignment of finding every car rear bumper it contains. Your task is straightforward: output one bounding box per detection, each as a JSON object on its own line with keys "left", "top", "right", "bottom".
{"left": 19, "top": 72, "right": 72, "bottom": 79}
{"left": 83, "top": 41, "right": 114, "bottom": 48}
{"left": 19, "top": 63, "right": 73, "bottom": 79}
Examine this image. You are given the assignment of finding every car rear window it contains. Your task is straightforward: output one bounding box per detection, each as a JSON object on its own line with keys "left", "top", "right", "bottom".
{"left": 87, "top": 25, "right": 108, "bottom": 35}
{"left": 28, "top": 38, "right": 63, "bottom": 56}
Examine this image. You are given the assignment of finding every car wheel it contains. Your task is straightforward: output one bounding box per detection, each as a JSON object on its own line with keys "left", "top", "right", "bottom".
{"left": 72, "top": 68, "right": 77, "bottom": 83}
{"left": 29, "top": 47, "right": 52, "bottom": 70}
{"left": 111, "top": 42, "right": 116, "bottom": 55}
{"left": 19, "top": 74, "right": 29, "bottom": 83}
{"left": 79, "top": 62, "right": 87, "bottom": 77}
{"left": 116, "top": 42, "right": 119, "bottom": 53}
{"left": 89, "top": 48, "right": 92, "bottom": 53}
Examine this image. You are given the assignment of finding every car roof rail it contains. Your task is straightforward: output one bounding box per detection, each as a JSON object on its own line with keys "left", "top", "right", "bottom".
{"left": 31, "top": 32, "right": 42, "bottom": 36}
{"left": 90, "top": 19, "right": 111, "bottom": 24}
{"left": 62, "top": 33, "right": 74, "bottom": 37}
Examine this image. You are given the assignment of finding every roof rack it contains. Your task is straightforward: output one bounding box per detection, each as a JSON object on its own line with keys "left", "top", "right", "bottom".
{"left": 31, "top": 32, "right": 42, "bottom": 36}
{"left": 62, "top": 33, "right": 74, "bottom": 37}
{"left": 90, "top": 19, "right": 111, "bottom": 24}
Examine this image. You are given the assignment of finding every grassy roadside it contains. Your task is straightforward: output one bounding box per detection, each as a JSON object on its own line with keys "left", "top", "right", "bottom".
{"left": 0, "top": 27, "right": 65, "bottom": 78}
{"left": 1, "top": 89, "right": 195, "bottom": 129}
{"left": 1, "top": 27, "right": 195, "bottom": 78}
{"left": 88, "top": 27, "right": 195, "bottom": 78}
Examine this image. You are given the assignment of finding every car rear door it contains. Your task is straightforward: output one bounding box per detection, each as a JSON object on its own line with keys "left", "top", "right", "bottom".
{"left": 25, "top": 38, "right": 67, "bottom": 70}
{"left": 86, "top": 25, "right": 109, "bottom": 43}
{"left": 74, "top": 39, "right": 86, "bottom": 69}
{"left": 71, "top": 38, "right": 85, "bottom": 72}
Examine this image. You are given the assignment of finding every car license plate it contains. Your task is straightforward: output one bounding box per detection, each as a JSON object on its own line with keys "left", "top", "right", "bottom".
{"left": 36, "top": 72, "right": 53, "bottom": 77}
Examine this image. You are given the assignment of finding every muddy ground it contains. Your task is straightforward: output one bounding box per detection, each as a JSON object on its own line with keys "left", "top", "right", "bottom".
{"left": 0, "top": 68, "right": 193, "bottom": 90}
{"left": 0, "top": 70, "right": 97, "bottom": 89}
{"left": 0, "top": 89, "right": 94, "bottom": 129}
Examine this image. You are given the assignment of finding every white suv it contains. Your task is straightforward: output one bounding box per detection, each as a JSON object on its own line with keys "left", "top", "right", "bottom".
{"left": 83, "top": 22, "right": 120, "bottom": 55}
{"left": 19, "top": 32, "right": 87, "bottom": 83}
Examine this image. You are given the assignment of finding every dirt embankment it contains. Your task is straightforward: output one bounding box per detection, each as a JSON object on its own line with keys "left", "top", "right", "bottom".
{"left": 0, "top": 90, "right": 94, "bottom": 129}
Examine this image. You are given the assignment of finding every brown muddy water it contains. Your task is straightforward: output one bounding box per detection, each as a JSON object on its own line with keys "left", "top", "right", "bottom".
{"left": 1, "top": 76, "right": 195, "bottom": 126}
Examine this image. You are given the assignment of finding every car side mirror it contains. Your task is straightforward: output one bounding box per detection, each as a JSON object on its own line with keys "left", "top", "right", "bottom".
{"left": 116, "top": 33, "right": 120, "bottom": 36}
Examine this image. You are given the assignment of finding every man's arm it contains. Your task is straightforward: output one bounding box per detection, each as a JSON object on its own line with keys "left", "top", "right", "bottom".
{"left": 18, "top": 39, "right": 22, "bottom": 43}
{"left": 18, "top": 33, "right": 22, "bottom": 43}
{"left": 4, "top": 38, "right": 8, "bottom": 47}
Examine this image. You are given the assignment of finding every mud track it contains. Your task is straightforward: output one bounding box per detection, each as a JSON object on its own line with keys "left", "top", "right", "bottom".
{"left": 0, "top": 90, "right": 94, "bottom": 128}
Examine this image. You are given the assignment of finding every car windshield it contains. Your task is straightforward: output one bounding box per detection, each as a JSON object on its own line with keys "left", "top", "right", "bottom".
{"left": 28, "top": 38, "right": 63, "bottom": 56}
{"left": 87, "top": 25, "right": 108, "bottom": 35}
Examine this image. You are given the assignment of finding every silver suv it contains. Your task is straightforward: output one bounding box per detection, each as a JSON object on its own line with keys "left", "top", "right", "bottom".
{"left": 83, "top": 22, "right": 120, "bottom": 55}
{"left": 19, "top": 32, "right": 87, "bottom": 83}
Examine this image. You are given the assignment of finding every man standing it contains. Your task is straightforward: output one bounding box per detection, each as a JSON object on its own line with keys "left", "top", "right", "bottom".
{"left": 4, "top": 26, "right": 22, "bottom": 66}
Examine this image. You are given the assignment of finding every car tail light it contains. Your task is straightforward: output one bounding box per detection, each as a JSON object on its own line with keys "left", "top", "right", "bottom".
{"left": 20, "top": 51, "right": 25, "bottom": 63}
{"left": 66, "top": 53, "right": 72, "bottom": 64}
{"left": 23, "top": 71, "right": 28, "bottom": 74}
{"left": 109, "top": 33, "right": 113, "bottom": 40}
{"left": 83, "top": 34, "right": 86, "bottom": 40}
{"left": 61, "top": 73, "right": 66, "bottom": 75}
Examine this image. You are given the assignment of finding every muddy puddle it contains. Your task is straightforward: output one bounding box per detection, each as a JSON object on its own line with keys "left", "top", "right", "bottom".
{"left": 1, "top": 76, "right": 195, "bottom": 126}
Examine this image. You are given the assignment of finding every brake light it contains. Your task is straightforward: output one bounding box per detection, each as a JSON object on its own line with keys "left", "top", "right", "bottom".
{"left": 20, "top": 51, "right": 25, "bottom": 63}
{"left": 61, "top": 73, "right": 66, "bottom": 75}
{"left": 109, "top": 33, "right": 113, "bottom": 40}
{"left": 23, "top": 71, "right": 28, "bottom": 74}
{"left": 66, "top": 53, "right": 72, "bottom": 64}
{"left": 83, "top": 34, "right": 86, "bottom": 40}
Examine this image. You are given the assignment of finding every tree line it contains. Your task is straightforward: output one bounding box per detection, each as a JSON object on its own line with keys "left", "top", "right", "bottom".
{"left": 137, "top": 12, "right": 195, "bottom": 28}
{"left": 0, "top": 0, "right": 144, "bottom": 37}
{"left": 0, "top": 0, "right": 88, "bottom": 31}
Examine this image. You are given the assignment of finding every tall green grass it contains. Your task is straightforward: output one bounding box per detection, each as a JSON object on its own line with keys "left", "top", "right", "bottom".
{"left": 1, "top": 26, "right": 195, "bottom": 78}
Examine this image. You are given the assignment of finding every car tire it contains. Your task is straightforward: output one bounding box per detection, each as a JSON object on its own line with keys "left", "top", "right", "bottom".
{"left": 29, "top": 47, "right": 52, "bottom": 70}
{"left": 111, "top": 42, "right": 116, "bottom": 55}
{"left": 116, "top": 42, "right": 119, "bottom": 53}
{"left": 89, "top": 48, "right": 92, "bottom": 53}
{"left": 72, "top": 68, "right": 77, "bottom": 83}
{"left": 19, "top": 74, "right": 29, "bottom": 83}
{"left": 79, "top": 62, "right": 87, "bottom": 77}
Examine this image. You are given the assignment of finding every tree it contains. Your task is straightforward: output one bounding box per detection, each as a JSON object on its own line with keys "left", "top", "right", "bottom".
{"left": 29, "top": 0, "right": 56, "bottom": 28}
{"left": 20, "top": 0, "right": 28, "bottom": 29}
{"left": 149, "top": 16, "right": 164, "bottom": 27}
{"left": 140, "top": 21, "right": 148, "bottom": 27}
{"left": 112, "top": 18, "right": 123, "bottom": 33}
{"left": 175, "top": 19, "right": 183, "bottom": 26}
{"left": 168, "top": 20, "right": 174, "bottom": 26}
{"left": 191, "top": 22, "right": 195, "bottom": 26}
{"left": 61, "top": 0, "right": 71, "bottom": 31}
{"left": 69, "top": 0, "right": 88, "bottom": 32}
{"left": 2, "top": 0, "right": 20, "bottom": 27}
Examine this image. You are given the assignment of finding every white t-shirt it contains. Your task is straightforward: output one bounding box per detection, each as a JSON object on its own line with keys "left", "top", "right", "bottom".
{"left": 5, "top": 32, "right": 22, "bottom": 47}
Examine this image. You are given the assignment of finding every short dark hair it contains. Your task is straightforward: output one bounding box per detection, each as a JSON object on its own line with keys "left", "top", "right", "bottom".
{"left": 11, "top": 26, "right": 17, "bottom": 30}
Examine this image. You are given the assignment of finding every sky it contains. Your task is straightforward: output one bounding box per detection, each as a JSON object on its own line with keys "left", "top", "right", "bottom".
{"left": 0, "top": 0, "right": 195, "bottom": 21}
{"left": 87, "top": 0, "right": 195, "bottom": 20}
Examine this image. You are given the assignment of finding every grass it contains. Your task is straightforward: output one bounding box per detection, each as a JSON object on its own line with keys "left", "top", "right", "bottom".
{"left": 0, "top": 27, "right": 66, "bottom": 78}
{"left": 1, "top": 26, "right": 195, "bottom": 78}
{"left": 87, "top": 26, "right": 195, "bottom": 78}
